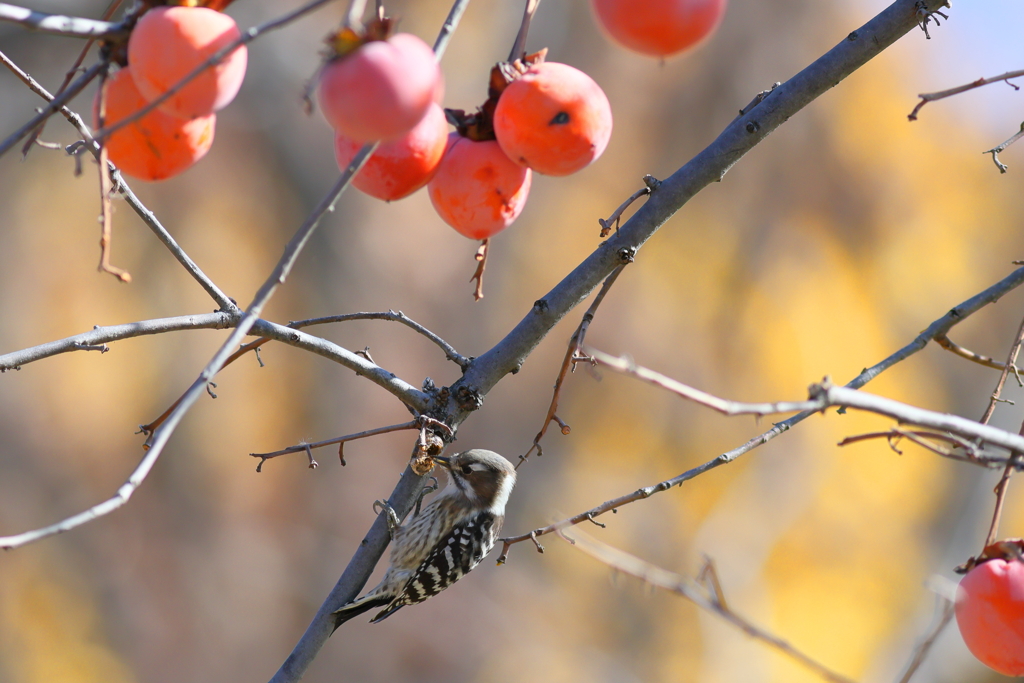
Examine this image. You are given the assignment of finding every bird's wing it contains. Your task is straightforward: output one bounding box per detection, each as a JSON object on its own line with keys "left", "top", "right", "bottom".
{"left": 370, "top": 512, "right": 497, "bottom": 623}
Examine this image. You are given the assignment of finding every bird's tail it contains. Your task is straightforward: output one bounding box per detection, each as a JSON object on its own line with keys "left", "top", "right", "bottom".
{"left": 331, "top": 594, "right": 391, "bottom": 633}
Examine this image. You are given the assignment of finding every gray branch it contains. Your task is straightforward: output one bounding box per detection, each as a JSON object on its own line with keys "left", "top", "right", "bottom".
{"left": 251, "top": 320, "right": 431, "bottom": 412}
{"left": 289, "top": 311, "right": 470, "bottom": 369}
{"left": 588, "top": 349, "right": 1024, "bottom": 457}
{"left": 0, "top": 313, "right": 237, "bottom": 371}
{"left": 0, "top": 3, "right": 129, "bottom": 39}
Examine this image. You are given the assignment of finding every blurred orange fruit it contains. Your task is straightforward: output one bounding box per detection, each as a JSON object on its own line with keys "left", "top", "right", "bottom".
{"left": 97, "top": 67, "right": 215, "bottom": 181}
{"left": 128, "top": 6, "right": 247, "bottom": 119}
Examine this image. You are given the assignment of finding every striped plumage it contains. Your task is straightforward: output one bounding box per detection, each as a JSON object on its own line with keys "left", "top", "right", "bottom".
{"left": 332, "top": 449, "right": 516, "bottom": 628}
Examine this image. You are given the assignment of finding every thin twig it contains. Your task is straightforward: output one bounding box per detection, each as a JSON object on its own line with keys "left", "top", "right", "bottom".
{"left": 985, "top": 121, "right": 1024, "bottom": 174}
{"left": 508, "top": 0, "right": 542, "bottom": 62}
{"left": 587, "top": 350, "right": 1024, "bottom": 455}
{"left": 138, "top": 311, "right": 453, "bottom": 439}
{"left": 909, "top": 69, "right": 1024, "bottom": 121}
{"left": 0, "top": 2, "right": 129, "bottom": 38}
{"left": 984, "top": 454, "right": 1021, "bottom": 548}
{"left": 91, "top": 0, "right": 337, "bottom": 145}
{"left": 838, "top": 428, "right": 1005, "bottom": 467}
{"left": 979, "top": 311, "right": 1024, "bottom": 424}
{"left": 0, "top": 313, "right": 237, "bottom": 372}
{"left": 895, "top": 597, "right": 955, "bottom": 683}
{"left": 471, "top": 239, "right": 489, "bottom": 301}
{"left": 563, "top": 531, "right": 857, "bottom": 683}
{"left": 94, "top": 69, "right": 132, "bottom": 283}
{"left": 0, "top": 58, "right": 106, "bottom": 159}
{"left": 287, "top": 311, "right": 470, "bottom": 368}
{"left": 935, "top": 334, "right": 1023, "bottom": 379}
{"left": 519, "top": 265, "right": 625, "bottom": 467}
{"left": 251, "top": 417, "right": 451, "bottom": 472}
{"left": 497, "top": 269, "right": 1024, "bottom": 562}
{"left": 599, "top": 185, "right": 651, "bottom": 238}
{"left": 0, "top": 126, "right": 381, "bottom": 552}
{"left": 0, "top": 49, "right": 236, "bottom": 311}
{"left": 20, "top": 0, "right": 125, "bottom": 158}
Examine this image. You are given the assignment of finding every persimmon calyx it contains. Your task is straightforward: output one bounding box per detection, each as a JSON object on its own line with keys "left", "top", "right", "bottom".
{"left": 956, "top": 538, "right": 1024, "bottom": 574}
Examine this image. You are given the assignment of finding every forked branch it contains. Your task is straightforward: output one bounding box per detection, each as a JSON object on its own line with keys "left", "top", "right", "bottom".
{"left": 563, "top": 531, "right": 857, "bottom": 683}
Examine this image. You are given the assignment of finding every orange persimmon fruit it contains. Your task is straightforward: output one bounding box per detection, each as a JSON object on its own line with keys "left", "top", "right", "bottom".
{"left": 428, "top": 133, "right": 532, "bottom": 239}
{"left": 493, "top": 61, "right": 612, "bottom": 177}
{"left": 97, "top": 67, "right": 215, "bottom": 182}
{"left": 334, "top": 103, "right": 449, "bottom": 201}
{"left": 318, "top": 33, "right": 441, "bottom": 142}
{"left": 956, "top": 552, "right": 1024, "bottom": 675}
{"left": 128, "top": 5, "right": 247, "bottom": 119}
{"left": 590, "top": 0, "right": 727, "bottom": 58}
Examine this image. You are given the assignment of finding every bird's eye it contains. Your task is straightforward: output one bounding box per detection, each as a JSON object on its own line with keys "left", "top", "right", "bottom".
{"left": 460, "top": 465, "right": 472, "bottom": 475}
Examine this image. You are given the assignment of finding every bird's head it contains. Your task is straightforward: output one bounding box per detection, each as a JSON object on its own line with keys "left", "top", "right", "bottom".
{"left": 433, "top": 449, "right": 516, "bottom": 514}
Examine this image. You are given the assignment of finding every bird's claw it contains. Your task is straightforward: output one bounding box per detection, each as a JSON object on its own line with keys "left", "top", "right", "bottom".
{"left": 373, "top": 499, "right": 401, "bottom": 537}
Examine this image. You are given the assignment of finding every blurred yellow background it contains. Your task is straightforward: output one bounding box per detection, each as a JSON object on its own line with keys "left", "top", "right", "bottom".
{"left": 1, "top": 1, "right": 1023, "bottom": 682}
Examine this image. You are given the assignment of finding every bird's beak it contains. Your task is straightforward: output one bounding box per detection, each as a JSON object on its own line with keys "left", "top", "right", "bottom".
{"left": 432, "top": 455, "right": 452, "bottom": 469}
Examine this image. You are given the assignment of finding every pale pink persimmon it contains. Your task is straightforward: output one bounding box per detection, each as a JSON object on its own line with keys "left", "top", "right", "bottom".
{"left": 428, "top": 133, "right": 531, "bottom": 240}
{"left": 493, "top": 62, "right": 612, "bottom": 177}
{"left": 956, "top": 557, "right": 1024, "bottom": 675}
{"left": 318, "top": 33, "right": 441, "bottom": 142}
{"left": 128, "top": 6, "right": 247, "bottom": 119}
{"left": 590, "top": 0, "right": 727, "bottom": 57}
{"left": 96, "top": 67, "right": 215, "bottom": 182}
{"left": 334, "top": 103, "right": 448, "bottom": 201}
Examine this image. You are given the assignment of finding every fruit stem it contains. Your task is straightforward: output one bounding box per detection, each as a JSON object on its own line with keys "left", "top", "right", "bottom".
{"left": 508, "top": 0, "right": 542, "bottom": 61}
{"left": 984, "top": 452, "right": 1022, "bottom": 548}
{"left": 471, "top": 239, "right": 489, "bottom": 301}
{"left": 344, "top": 0, "right": 369, "bottom": 30}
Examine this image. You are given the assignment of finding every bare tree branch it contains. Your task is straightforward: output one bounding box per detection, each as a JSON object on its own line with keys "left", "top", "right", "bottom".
{"left": 0, "top": 312, "right": 237, "bottom": 371}
{"left": 984, "top": 121, "right": 1024, "bottom": 173}
{"left": 519, "top": 265, "right": 626, "bottom": 467}
{"left": 979, "top": 311, "right": 1024, "bottom": 424}
{"left": 251, "top": 416, "right": 452, "bottom": 471}
{"left": 0, "top": 57, "right": 106, "bottom": 158}
{"left": 586, "top": 350, "right": 1024, "bottom": 457}
{"left": 563, "top": 531, "right": 858, "bottom": 683}
{"left": 935, "top": 333, "right": 1023, "bottom": 377}
{"left": 499, "top": 266, "right": 1024, "bottom": 560}
{"left": 0, "top": 126, "right": 381, "bottom": 552}
{"left": 0, "top": 2, "right": 129, "bottom": 39}
{"left": 908, "top": 69, "right": 1024, "bottom": 121}
{"left": 288, "top": 311, "right": 470, "bottom": 369}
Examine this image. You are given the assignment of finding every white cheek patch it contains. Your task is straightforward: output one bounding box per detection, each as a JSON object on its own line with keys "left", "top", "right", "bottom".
{"left": 488, "top": 474, "right": 515, "bottom": 514}
{"left": 467, "top": 462, "right": 490, "bottom": 472}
